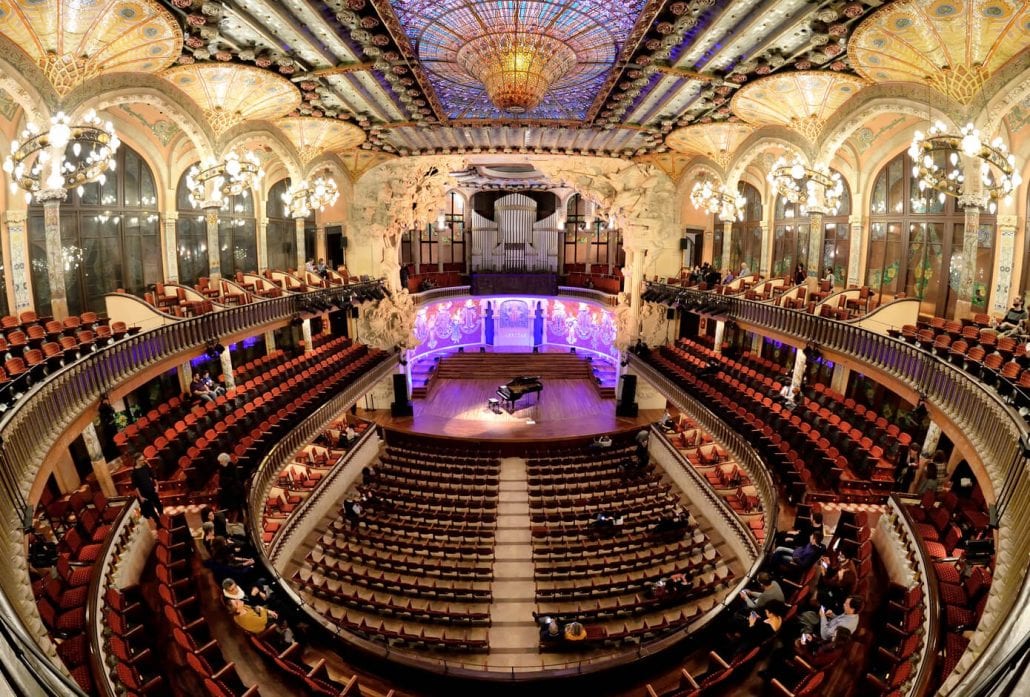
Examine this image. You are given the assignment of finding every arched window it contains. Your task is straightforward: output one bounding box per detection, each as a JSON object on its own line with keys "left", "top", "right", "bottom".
{"left": 771, "top": 172, "right": 852, "bottom": 282}
{"left": 175, "top": 167, "right": 208, "bottom": 285}
{"left": 440, "top": 190, "right": 467, "bottom": 271}
{"left": 867, "top": 151, "right": 994, "bottom": 317}
{"left": 563, "top": 193, "right": 614, "bottom": 272}
{"left": 729, "top": 182, "right": 762, "bottom": 272}
{"left": 266, "top": 178, "right": 297, "bottom": 272}
{"left": 29, "top": 144, "right": 161, "bottom": 315}
{"left": 217, "top": 187, "right": 257, "bottom": 277}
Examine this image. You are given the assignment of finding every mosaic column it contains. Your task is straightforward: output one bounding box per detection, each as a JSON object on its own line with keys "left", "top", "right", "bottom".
{"left": 219, "top": 349, "right": 236, "bottom": 391}
{"left": 791, "top": 349, "right": 807, "bottom": 391}
{"left": 264, "top": 329, "right": 277, "bottom": 353}
{"left": 255, "top": 215, "right": 268, "bottom": 272}
{"left": 163, "top": 213, "right": 179, "bottom": 283}
{"left": 204, "top": 205, "right": 221, "bottom": 280}
{"left": 301, "top": 318, "right": 313, "bottom": 353}
{"left": 4, "top": 211, "right": 31, "bottom": 313}
{"left": 713, "top": 319, "right": 725, "bottom": 355}
{"left": 758, "top": 221, "right": 771, "bottom": 276}
{"left": 993, "top": 215, "right": 1019, "bottom": 314}
{"left": 82, "top": 423, "right": 115, "bottom": 498}
{"left": 954, "top": 203, "right": 982, "bottom": 318}
{"left": 829, "top": 362, "right": 850, "bottom": 394}
{"left": 178, "top": 361, "right": 193, "bottom": 394}
{"left": 807, "top": 210, "right": 825, "bottom": 279}
{"left": 923, "top": 421, "right": 942, "bottom": 457}
{"left": 720, "top": 220, "right": 732, "bottom": 272}
{"left": 848, "top": 215, "right": 864, "bottom": 288}
{"left": 295, "top": 217, "right": 306, "bottom": 271}
{"left": 39, "top": 190, "right": 69, "bottom": 320}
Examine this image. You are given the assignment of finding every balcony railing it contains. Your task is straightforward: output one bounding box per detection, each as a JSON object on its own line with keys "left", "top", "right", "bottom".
{"left": 648, "top": 283, "right": 1025, "bottom": 696}
{"left": 0, "top": 280, "right": 384, "bottom": 693}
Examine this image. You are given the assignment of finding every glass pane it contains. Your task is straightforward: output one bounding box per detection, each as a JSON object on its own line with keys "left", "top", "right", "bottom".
{"left": 123, "top": 149, "right": 141, "bottom": 207}
{"left": 973, "top": 223, "right": 993, "bottom": 312}
{"left": 28, "top": 215, "right": 50, "bottom": 314}
{"left": 235, "top": 221, "right": 257, "bottom": 273}
{"left": 871, "top": 170, "right": 887, "bottom": 215}
{"left": 888, "top": 157, "right": 904, "bottom": 214}
{"left": 905, "top": 223, "right": 943, "bottom": 314}
{"left": 177, "top": 215, "right": 208, "bottom": 284}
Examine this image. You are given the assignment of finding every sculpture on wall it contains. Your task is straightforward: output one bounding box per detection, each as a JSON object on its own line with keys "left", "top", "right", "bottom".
{"left": 613, "top": 293, "right": 669, "bottom": 352}
{"left": 357, "top": 288, "right": 419, "bottom": 351}
{"left": 352, "top": 156, "right": 462, "bottom": 292}
{"left": 536, "top": 157, "right": 677, "bottom": 254}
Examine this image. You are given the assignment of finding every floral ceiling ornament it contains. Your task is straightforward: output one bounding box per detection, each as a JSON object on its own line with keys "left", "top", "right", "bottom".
{"left": 275, "top": 117, "right": 367, "bottom": 165}
{"left": 0, "top": 0, "right": 181, "bottom": 96}
{"left": 162, "top": 63, "right": 301, "bottom": 135}
{"left": 730, "top": 71, "right": 867, "bottom": 143}
{"left": 665, "top": 122, "right": 754, "bottom": 167}
{"left": 848, "top": 0, "right": 1030, "bottom": 106}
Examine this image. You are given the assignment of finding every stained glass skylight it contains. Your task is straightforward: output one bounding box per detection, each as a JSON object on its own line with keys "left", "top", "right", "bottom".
{"left": 388, "top": 0, "right": 647, "bottom": 120}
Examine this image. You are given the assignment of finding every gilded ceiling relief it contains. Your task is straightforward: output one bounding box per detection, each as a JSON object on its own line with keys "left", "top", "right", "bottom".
{"left": 119, "top": 104, "right": 181, "bottom": 147}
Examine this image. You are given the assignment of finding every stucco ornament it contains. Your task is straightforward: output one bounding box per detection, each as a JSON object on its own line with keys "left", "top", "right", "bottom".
{"left": 352, "top": 156, "right": 463, "bottom": 292}
{"left": 358, "top": 288, "right": 419, "bottom": 351}
{"left": 638, "top": 301, "right": 670, "bottom": 346}
{"left": 613, "top": 292, "right": 634, "bottom": 352}
{"left": 537, "top": 157, "right": 677, "bottom": 253}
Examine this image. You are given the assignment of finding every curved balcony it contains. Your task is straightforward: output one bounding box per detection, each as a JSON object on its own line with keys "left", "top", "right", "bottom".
{"left": 646, "top": 282, "right": 1024, "bottom": 695}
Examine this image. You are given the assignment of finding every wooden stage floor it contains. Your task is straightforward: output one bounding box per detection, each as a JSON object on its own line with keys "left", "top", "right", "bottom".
{"left": 375, "top": 378, "right": 660, "bottom": 441}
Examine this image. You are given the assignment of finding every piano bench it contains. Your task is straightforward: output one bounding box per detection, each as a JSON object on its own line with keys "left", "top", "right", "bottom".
{"left": 488, "top": 398, "right": 501, "bottom": 414}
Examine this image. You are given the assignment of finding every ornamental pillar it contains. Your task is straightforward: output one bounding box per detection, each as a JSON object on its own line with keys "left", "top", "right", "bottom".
{"left": 82, "top": 423, "right": 116, "bottom": 498}
{"left": 923, "top": 421, "right": 942, "bottom": 456}
{"left": 807, "top": 210, "right": 825, "bottom": 280}
{"left": 256, "top": 215, "right": 268, "bottom": 272}
{"left": 720, "top": 220, "right": 732, "bottom": 272}
{"left": 627, "top": 248, "right": 645, "bottom": 342}
{"left": 295, "top": 217, "right": 306, "bottom": 271}
{"left": 204, "top": 206, "right": 221, "bottom": 280}
{"left": 956, "top": 200, "right": 982, "bottom": 317}
{"left": 4, "top": 211, "right": 31, "bottom": 312}
{"left": 993, "top": 215, "right": 1019, "bottom": 315}
{"left": 713, "top": 319, "right": 725, "bottom": 355}
{"left": 847, "top": 215, "right": 864, "bottom": 288}
{"left": 219, "top": 348, "right": 236, "bottom": 391}
{"left": 758, "top": 221, "right": 771, "bottom": 276}
{"left": 301, "top": 318, "right": 313, "bottom": 353}
{"left": 264, "top": 329, "right": 277, "bottom": 353}
{"left": 40, "top": 191, "right": 69, "bottom": 320}
{"left": 791, "top": 348, "right": 807, "bottom": 391}
{"left": 163, "top": 212, "right": 179, "bottom": 283}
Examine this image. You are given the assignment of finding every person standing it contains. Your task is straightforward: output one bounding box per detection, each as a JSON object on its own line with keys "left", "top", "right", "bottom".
{"left": 131, "top": 455, "right": 163, "bottom": 527}
{"left": 793, "top": 263, "right": 806, "bottom": 286}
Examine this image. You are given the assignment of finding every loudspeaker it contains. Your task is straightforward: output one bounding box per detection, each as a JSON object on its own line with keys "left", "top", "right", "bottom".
{"left": 666, "top": 307, "right": 676, "bottom": 320}
{"left": 616, "top": 374, "right": 638, "bottom": 417}
{"left": 391, "top": 373, "right": 413, "bottom": 417}
{"left": 328, "top": 309, "right": 349, "bottom": 338}
{"left": 679, "top": 238, "right": 691, "bottom": 250}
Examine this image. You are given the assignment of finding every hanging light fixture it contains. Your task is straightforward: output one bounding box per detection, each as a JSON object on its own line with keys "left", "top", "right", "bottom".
{"left": 185, "top": 150, "right": 263, "bottom": 208}
{"left": 282, "top": 171, "right": 340, "bottom": 218}
{"left": 908, "top": 121, "right": 1021, "bottom": 214}
{"left": 690, "top": 178, "right": 746, "bottom": 221}
{"left": 3, "top": 111, "right": 120, "bottom": 203}
{"left": 767, "top": 155, "right": 844, "bottom": 214}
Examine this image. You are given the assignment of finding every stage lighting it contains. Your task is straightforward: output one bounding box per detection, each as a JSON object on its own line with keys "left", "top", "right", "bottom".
{"left": 290, "top": 314, "right": 303, "bottom": 327}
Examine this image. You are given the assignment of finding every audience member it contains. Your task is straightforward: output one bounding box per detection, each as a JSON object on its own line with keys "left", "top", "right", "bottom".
{"left": 916, "top": 449, "right": 946, "bottom": 494}
{"left": 131, "top": 455, "right": 163, "bottom": 526}
{"left": 816, "top": 551, "right": 858, "bottom": 614}
{"left": 229, "top": 598, "right": 277, "bottom": 634}
{"left": 190, "top": 374, "right": 215, "bottom": 403}
{"left": 897, "top": 443, "right": 922, "bottom": 493}
{"left": 739, "top": 261, "right": 751, "bottom": 277}
{"left": 997, "top": 296, "right": 1027, "bottom": 336}
{"left": 771, "top": 531, "right": 825, "bottom": 572}
{"left": 591, "top": 434, "right": 613, "bottom": 449}
{"left": 217, "top": 453, "right": 246, "bottom": 513}
{"left": 823, "top": 266, "right": 835, "bottom": 287}
{"left": 793, "top": 263, "right": 806, "bottom": 286}
{"left": 539, "top": 616, "right": 562, "bottom": 642}
{"left": 739, "top": 572, "right": 785, "bottom": 610}
{"left": 344, "top": 498, "right": 364, "bottom": 526}
{"left": 735, "top": 599, "right": 787, "bottom": 657}
{"left": 201, "top": 370, "right": 225, "bottom": 397}
{"left": 317, "top": 259, "right": 328, "bottom": 278}
{"left": 563, "top": 621, "right": 587, "bottom": 642}
{"left": 799, "top": 595, "right": 863, "bottom": 643}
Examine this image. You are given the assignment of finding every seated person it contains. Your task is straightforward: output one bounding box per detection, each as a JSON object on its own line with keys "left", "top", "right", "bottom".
{"left": 190, "top": 374, "right": 215, "bottom": 403}
{"left": 734, "top": 600, "right": 787, "bottom": 658}
{"left": 538, "top": 616, "right": 562, "bottom": 642}
{"left": 592, "top": 434, "right": 613, "bottom": 449}
{"left": 816, "top": 551, "right": 858, "bottom": 615}
{"left": 798, "top": 595, "right": 863, "bottom": 643}
{"left": 996, "top": 297, "right": 1027, "bottom": 336}
{"left": 201, "top": 370, "right": 225, "bottom": 397}
{"left": 658, "top": 412, "right": 676, "bottom": 432}
{"left": 771, "top": 531, "right": 826, "bottom": 572}
{"left": 229, "top": 598, "right": 277, "bottom": 634}
{"left": 652, "top": 511, "right": 689, "bottom": 537}
{"left": 563, "top": 621, "right": 587, "bottom": 643}
{"left": 739, "top": 572, "right": 785, "bottom": 610}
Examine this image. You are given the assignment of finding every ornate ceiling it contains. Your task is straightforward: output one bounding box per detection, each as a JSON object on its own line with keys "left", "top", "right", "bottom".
{"left": 0, "top": 0, "right": 1026, "bottom": 162}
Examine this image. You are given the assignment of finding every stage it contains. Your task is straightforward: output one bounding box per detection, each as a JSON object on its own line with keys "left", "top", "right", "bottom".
{"left": 375, "top": 378, "right": 659, "bottom": 442}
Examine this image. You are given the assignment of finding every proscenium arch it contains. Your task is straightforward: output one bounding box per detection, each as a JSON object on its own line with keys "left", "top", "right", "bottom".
{"left": 65, "top": 77, "right": 217, "bottom": 163}
{"left": 724, "top": 129, "right": 813, "bottom": 188}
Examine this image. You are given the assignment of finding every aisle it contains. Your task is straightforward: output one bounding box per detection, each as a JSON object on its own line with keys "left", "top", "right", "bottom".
{"left": 482, "top": 456, "right": 543, "bottom": 668}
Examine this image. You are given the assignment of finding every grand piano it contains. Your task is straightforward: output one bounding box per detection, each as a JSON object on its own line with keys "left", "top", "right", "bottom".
{"left": 496, "top": 376, "right": 542, "bottom": 412}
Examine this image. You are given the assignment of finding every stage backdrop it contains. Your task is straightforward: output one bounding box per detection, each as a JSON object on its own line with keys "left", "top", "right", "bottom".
{"left": 410, "top": 296, "right": 619, "bottom": 361}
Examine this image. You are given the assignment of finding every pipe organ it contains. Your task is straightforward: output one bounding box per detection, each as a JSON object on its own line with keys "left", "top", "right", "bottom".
{"left": 470, "top": 192, "right": 561, "bottom": 272}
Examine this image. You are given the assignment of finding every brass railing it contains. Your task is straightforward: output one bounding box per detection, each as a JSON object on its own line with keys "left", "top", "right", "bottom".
{"left": 650, "top": 283, "right": 1026, "bottom": 696}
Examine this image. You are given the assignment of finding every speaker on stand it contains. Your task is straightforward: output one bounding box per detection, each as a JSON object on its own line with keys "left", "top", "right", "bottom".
{"left": 616, "top": 374, "right": 638, "bottom": 417}
{"left": 391, "top": 373, "right": 413, "bottom": 417}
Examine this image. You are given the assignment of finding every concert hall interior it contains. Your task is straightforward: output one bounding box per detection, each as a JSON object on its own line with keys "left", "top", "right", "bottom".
{"left": 0, "top": 0, "right": 1027, "bottom": 696}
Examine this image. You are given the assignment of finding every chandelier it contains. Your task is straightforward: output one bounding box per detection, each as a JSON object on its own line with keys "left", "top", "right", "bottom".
{"left": 456, "top": 33, "right": 577, "bottom": 113}
{"left": 3, "top": 111, "right": 119, "bottom": 203}
{"left": 767, "top": 155, "right": 844, "bottom": 214}
{"left": 185, "top": 150, "right": 263, "bottom": 208}
{"left": 282, "top": 173, "right": 340, "bottom": 218}
{"left": 690, "top": 179, "right": 746, "bottom": 221}
{"left": 908, "top": 122, "right": 1021, "bottom": 213}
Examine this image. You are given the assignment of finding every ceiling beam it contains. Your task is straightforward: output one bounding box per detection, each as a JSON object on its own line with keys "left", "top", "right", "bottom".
{"left": 651, "top": 66, "right": 721, "bottom": 82}
{"left": 299, "top": 63, "right": 377, "bottom": 79}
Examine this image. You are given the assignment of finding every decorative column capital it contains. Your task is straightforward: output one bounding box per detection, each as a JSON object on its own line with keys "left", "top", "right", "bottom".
{"left": 996, "top": 214, "right": 1018, "bottom": 229}
{"left": 3, "top": 210, "right": 26, "bottom": 224}
{"left": 35, "top": 189, "right": 67, "bottom": 204}
{"left": 958, "top": 192, "right": 989, "bottom": 210}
